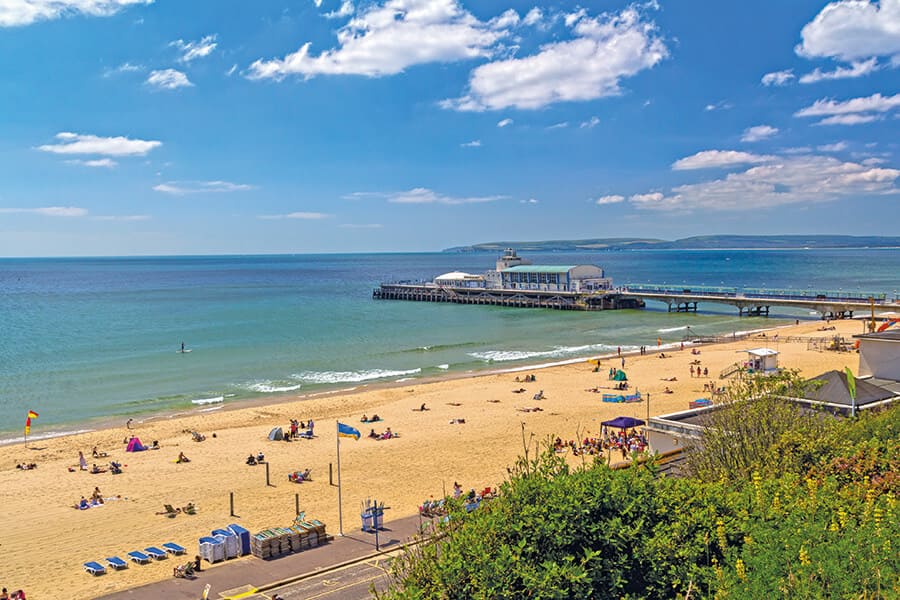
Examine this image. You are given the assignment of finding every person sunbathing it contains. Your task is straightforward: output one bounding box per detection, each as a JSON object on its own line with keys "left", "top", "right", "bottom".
{"left": 512, "top": 388, "right": 526, "bottom": 393}
{"left": 90, "top": 463, "right": 107, "bottom": 474}
{"left": 368, "top": 429, "right": 378, "bottom": 439}
{"left": 176, "top": 452, "right": 190, "bottom": 463}
{"left": 361, "top": 414, "right": 369, "bottom": 422}
{"left": 246, "top": 455, "right": 257, "bottom": 465}
{"left": 92, "top": 446, "right": 108, "bottom": 458}
{"left": 256, "top": 451, "right": 265, "bottom": 463}
{"left": 663, "top": 387, "right": 673, "bottom": 394}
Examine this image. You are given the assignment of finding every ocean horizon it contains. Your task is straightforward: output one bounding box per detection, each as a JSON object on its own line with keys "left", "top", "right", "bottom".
{"left": 2, "top": 248, "right": 898, "bottom": 441}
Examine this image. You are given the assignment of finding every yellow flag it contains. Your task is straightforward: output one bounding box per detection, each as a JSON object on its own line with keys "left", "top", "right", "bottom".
{"left": 844, "top": 367, "right": 856, "bottom": 400}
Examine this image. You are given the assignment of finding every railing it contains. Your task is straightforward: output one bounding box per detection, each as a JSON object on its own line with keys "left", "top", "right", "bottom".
{"left": 719, "top": 362, "right": 743, "bottom": 379}
{"left": 622, "top": 285, "right": 892, "bottom": 303}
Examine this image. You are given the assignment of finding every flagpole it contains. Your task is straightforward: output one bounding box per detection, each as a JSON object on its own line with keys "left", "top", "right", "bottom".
{"left": 336, "top": 421, "right": 343, "bottom": 536}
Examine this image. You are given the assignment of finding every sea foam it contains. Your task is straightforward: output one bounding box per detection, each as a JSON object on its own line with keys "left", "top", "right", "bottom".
{"left": 293, "top": 368, "right": 422, "bottom": 385}
{"left": 469, "top": 343, "right": 635, "bottom": 363}
{"left": 248, "top": 382, "right": 303, "bottom": 393}
{"left": 657, "top": 325, "right": 689, "bottom": 333}
{"left": 191, "top": 396, "right": 224, "bottom": 405}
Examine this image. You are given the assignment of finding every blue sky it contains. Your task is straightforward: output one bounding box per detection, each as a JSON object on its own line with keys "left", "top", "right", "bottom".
{"left": 0, "top": 0, "right": 898, "bottom": 256}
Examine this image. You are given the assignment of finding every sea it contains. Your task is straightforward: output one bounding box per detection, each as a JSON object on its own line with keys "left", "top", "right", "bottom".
{"left": 2, "top": 249, "right": 899, "bottom": 442}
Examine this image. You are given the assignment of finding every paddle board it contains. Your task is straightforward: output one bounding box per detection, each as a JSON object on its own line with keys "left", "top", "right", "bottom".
{"left": 177, "top": 349, "right": 193, "bottom": 353}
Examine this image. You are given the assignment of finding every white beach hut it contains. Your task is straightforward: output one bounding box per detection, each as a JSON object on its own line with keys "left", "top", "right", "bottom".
{"left": 743, "top": 348, "right": 779, "bottom": 373}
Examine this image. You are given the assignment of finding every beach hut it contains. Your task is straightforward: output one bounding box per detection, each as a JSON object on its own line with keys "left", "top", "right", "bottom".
{"left": 125, "top": 437, "right": 147, "bottom": 452}
{"left": 743, "top": 348, "right": 778, "bottom": 373}
{"left": 268, "top": 427, "right": 284, "bottom": 441}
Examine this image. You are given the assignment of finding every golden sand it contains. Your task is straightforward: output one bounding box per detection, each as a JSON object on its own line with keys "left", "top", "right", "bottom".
{"left": 0, "top": 318, "right": 866, "bottom": 598}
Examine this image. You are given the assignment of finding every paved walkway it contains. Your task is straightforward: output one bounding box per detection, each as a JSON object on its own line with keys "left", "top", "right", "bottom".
{"left": 99, "top": 514, "right": 430, "bottom": 600}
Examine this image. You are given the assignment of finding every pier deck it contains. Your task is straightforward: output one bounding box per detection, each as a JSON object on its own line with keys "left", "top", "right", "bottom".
{"left": 373, "top": 283, "right": 644, "bottom": 311}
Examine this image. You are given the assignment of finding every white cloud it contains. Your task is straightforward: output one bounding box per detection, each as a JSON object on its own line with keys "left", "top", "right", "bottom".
{"left": 497, "top": 118, "right": 513, "bottom": 127}
{"left": 547, "top": 121, "right": 569, "bottom": 129}
{"left": 0, "top": 0, "right": 152, "bottom": 27}
{"left": 247, "top": 0, "right": 509, "bottom": 80}
{"left": 520, "top": 198, "right": 538, "bottom": 204}
{"left": 93, "top": 214, "right": 150, "bottom": 221}
{"left": 796, "top": 0, "right": 900, "bottom": 62}
{"left": 259, "top": 212, "right": 331, "bottom": 220}
{"left": 580, "top": 116, "right": 600, "bottom": 128}
{"left": 704, "top": 100, "right": 733, "bottom": 111}
{"left": 741, "top": 125, "right": 779, "bottom": 142}
{"left": 781, "top": 146, "right": 813, "bottom": 155}
{"left": 799, "top": 58, "right": 880, "bottom": 83}
{"left": 595, "top": 194, "right": 624, "bottom": 205}
{"left": 817, "top": 141, "right": 848, "bottom": 152}
{"left": 313, "top": 0, "right": 323, "bottom": 6}
{"left": 66, "top": 158, "right": 118, "bottom": 168}
{"left": 761, "top": 69, "right": 795, "bottom": 86}
{"left": 146, "top": 69, "right": 193, "bottom": 90}
{"left": 522, "top": 7, "right": 542, "bottom": 26}
{"left": 444, "top": 5, "right": 667, "bottom": 111}
{"left": 672, "top": 150, "right": 775, "bottom": 171}
{"left": 102, "top": 61, "right": 143, "bottom": 77}
{"left": 153, "top": 180, "right": 253, "bottom": 194}
{"left": 339, "top": 222, "right": 383, "bottom": 228}
{"left": 226, "top": 64, "right": 237, "bottom": 77}
{"left": 460, "top": 139, "right": 481, "bottom": 147}
{"left": 366, "top": 187, "right": 506, "bottom": 205}
{"left": 0, "top": 206, "right": 87, "bottom": 217}
{"left": 324, "top": 0, "right": 353, "bottom": 19}
{"left": 631, "top": 154, "right": 899, "bottom": 211}
{"left": 795, "top": 93, "right": 900, "bottom": 117}
{"left": 817, "top": 114, "right": 883, "bottom": 126}
{"left": 38, "top": 132, "right": 161, "bottom": 156}
{"left": 170, "top": 34, "right": 217, "bottom": 63}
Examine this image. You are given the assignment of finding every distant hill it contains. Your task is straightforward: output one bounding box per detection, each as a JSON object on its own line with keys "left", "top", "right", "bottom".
{"left": 444, "top": 235, "right": 900, "bottom": 252}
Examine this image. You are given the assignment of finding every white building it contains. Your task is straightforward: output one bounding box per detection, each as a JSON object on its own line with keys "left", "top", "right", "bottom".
{"left": 434, "top": 271, "right": 485, "bottom": 288}
{"left": 855, "top": 329, "right": 900, "bottom": 380}
{"left": 743, "top": 348, "right": 779, "bottom": 373}
{"left": 500, "top": 264, "right": 612, "bottom": 293}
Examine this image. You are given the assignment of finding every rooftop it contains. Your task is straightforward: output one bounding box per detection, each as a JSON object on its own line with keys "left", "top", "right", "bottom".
{"left": 854, "top": 330, "right": 900, "bottom": 342}
{"left": 502, "top": 265, "right": 578, "bottom": 273}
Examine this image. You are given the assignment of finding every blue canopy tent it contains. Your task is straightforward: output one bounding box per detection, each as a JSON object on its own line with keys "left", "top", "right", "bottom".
{"left": 601, "top": 416, "right": 645, "bottom": 429}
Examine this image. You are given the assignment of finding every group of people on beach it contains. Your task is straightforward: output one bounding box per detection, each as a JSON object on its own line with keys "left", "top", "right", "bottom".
{"left": 0, "top": 587, "right": 26, "bottom": 599}
{"left": 689, "top": 365, "right": 709, "bottom": 377}
{"left": 368, "top": 427, "right": 396, "bottom": 440}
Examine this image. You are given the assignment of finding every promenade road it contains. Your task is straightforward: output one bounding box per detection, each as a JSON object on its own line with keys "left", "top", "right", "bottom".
{"left": 99, "top": 514, "right": 430, "bottom": 600}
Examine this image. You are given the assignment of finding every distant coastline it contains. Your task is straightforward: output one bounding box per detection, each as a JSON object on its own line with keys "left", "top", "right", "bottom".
{"left": 444, "top": 235, "right": 900, "bottom": 253}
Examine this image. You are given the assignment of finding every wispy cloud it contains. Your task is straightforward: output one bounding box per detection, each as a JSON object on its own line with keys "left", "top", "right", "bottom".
{"left": 352, "top": 187, "right": 506, "bottom": 205}
{"left": 65, "top": 158, "right": 118, "bottom": 168}
{"left": 761, "top": 69, "right": 795, "bottom": 86}
{"left": 817, "top": 141, "right": 848, "bottom": 152}
{"left": 153, "top": 181, "right": 253, "bottom": 194}
{"left": 38, "top": 132, "right": 161, "bottom": 156}
{"left": 102, "top": 61, "right": 143, "bottom": 77}
{"left": 146, "top": 69, "right": 193, "bottom": 90}
{"left": 460, "top": 139, "right": 481, "bottom": 147}
{"left": 497, "top": 118, "right": 513, "bottom": 128}
{"left": 339, "top": 222, "right": 383, "bottom": 228}
{"left": 672, "top": 150, "right": 776, "bottom": 171}
{"left": 170, "top": 35, "right": 218, "bottom": 63}
{"left": 595, "top": 194, "right": 624, "bottom": 205}
{"left": 580, "top": 116, "right": 600, "bottom": 128}
{"left": 799, "top": 58, "right": 880, "bottom": 84}
{"left": 0, "top": 206, "right": 87, "bottom": 217}
{"left": 795, "top": 92, "right": 900, "bottom": 126}
{"left": 324, "top": 0, "right": 353, "bottom": 19}
{"left": 0, "top": 0, "right": 152, "bottom": 27}
{"left": 259, "top": 212, "right": 331, "bottom": 220}
{"left": 520, "top": 198, "right": 538, "bottom": 204}
{"left": 547, "top": 122, "right": 569, "bottom": 130}
{"left": 741, "top": 125, "right": 779, "bottom": 142}
{"left": 92, "top": 214, "right": 150, "bottom": 221}
{"left": 704, "top": 100, "right": 733, "bottom": 111}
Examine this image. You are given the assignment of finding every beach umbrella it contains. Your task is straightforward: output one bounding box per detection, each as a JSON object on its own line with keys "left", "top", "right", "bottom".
{"left": 601, "top": 416, "right": 645, "bottom": 429}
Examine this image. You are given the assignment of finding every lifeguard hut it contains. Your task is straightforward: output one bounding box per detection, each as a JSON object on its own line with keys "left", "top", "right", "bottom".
{"left": 743, "top": 348, "right": 779, "bottom": 373}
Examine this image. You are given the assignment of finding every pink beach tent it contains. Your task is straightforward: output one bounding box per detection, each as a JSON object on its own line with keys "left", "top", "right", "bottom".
{"left": 126, "top": 437, "right": 147, "bottom": 452}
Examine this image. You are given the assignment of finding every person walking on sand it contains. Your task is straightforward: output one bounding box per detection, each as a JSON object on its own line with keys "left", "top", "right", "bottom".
{"left": 79, "top": 451, "right": 88, "bottom": 471}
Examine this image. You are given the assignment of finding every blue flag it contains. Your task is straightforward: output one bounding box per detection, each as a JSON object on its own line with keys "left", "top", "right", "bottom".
{"left": 338, "top": 422, "right": 360, "bottom": 440}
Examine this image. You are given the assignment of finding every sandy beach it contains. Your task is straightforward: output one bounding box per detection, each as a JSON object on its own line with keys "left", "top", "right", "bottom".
{"left": 0, "top": 318, "right": 867, "bottom": 599}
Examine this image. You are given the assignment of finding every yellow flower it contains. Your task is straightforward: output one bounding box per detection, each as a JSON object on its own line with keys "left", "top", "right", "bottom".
{"left": 799, "top": 547, "right": 810, "bottom": 566}
{"left": 736, "top": 559, "right": 747, "bottom": 581}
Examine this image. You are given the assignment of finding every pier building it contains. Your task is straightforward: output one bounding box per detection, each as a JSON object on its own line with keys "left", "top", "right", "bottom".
{"left": 374, "top": 249, "right": 638, "bottom": 311}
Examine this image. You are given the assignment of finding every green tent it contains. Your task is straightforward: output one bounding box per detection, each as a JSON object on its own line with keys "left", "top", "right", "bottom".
{"left": 613, "top": 370, "right": 627, "bottom": 381}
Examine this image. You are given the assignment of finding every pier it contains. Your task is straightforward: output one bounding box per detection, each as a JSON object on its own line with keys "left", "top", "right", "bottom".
{"left": 373, "top": 283, "right": 644, "bottom": 311}
{"left": 620, "top": 285, "right": 900, "bottom": 319}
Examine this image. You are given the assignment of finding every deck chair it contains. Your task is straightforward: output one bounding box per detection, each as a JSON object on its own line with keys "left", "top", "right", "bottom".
{"left": 128, "top": 550, "right": 151, "bottom": 564}
{"left": 145, "top": 546, "right": 167, "bottom": 560}
{"left": 163, "top": 542, "right": 186, "bottom": 555}
{"left": 106, "top": 556, "right": 128, "bottom": 570}
{"left": 84, "top": 561, "right": 106, "bottom": 576}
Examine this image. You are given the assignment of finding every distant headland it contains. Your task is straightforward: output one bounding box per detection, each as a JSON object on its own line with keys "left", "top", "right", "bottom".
{"left": 444, "top": 235, "right": 900, "bottom": 253}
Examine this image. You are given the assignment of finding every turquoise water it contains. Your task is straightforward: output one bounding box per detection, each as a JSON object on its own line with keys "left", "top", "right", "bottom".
{"left": 1, "top": 249, "right": 898, "bottom": 440}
